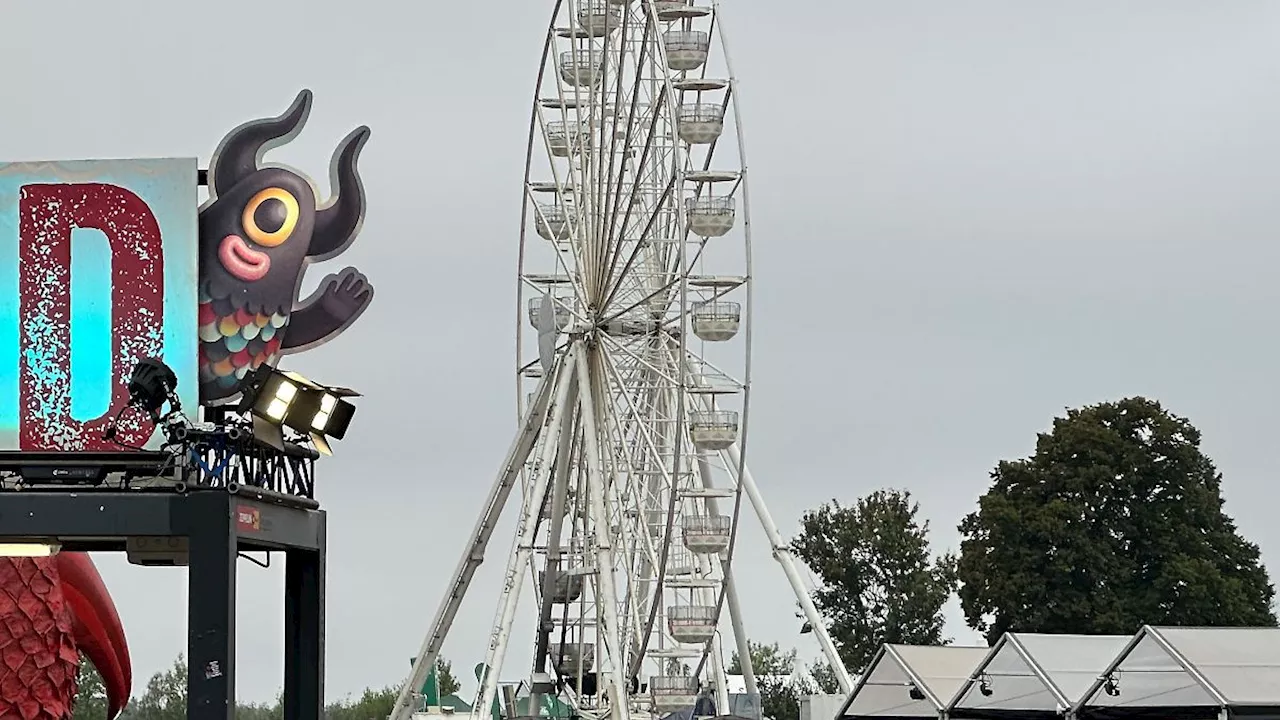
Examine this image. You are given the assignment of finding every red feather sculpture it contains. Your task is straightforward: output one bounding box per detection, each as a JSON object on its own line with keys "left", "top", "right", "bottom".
{"left": 0, "top": 554, "right": 131, "bottom": 720}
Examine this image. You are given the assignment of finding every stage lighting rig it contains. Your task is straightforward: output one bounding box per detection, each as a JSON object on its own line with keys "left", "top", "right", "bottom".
{"left": 102, "top": 357, "right": 187, "bottom": 453}
{"left": 235, "top": 365, "right": 359, "bottom": 455}
{"left": 127, "top": 358, "right": 182, "bottom": 422}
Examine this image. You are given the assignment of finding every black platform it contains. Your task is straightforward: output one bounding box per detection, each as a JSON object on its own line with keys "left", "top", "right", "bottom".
{"left": 0, "top": 488, "right": 326, "bottom": 720}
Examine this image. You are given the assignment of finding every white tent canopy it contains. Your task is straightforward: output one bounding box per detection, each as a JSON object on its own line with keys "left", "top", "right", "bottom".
{"left": 1075, "top": 626, "right": 1280, "bottom": 714}
{"left": 950, "top": 633, "right": 1130, "bottom": 717}
{"left": 837, "top": 645, "right": 989, "bottom": 719}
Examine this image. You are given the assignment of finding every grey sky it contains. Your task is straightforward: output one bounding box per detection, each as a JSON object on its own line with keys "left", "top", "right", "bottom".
{"left": 6, "top": 0, "right": 1280, "bottom": 704}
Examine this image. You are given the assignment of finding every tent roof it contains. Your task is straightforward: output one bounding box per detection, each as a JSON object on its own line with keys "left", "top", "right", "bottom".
{"left": 437, "top": 694, "right": 473, "bottom": 711}
{"left": 1076, "top": 625, "right": 1280, "bottom": 711}
{"left": 950, "top": 633, "right": 1130, "bottom": 715}
{"left": 837, "top": 645, "right": 989, "bottom": 718}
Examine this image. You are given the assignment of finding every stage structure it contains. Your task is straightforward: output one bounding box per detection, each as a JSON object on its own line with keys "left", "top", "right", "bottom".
{"left": 0, "top": 89, "right": 373, "bottom": 720}
{"left": 393, "top": 3, "right": 849, "bottom": 719}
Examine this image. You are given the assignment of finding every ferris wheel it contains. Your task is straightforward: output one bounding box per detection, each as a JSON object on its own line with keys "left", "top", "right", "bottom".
{"left": 393, "top": 2, "right": 851, "bottom": 719}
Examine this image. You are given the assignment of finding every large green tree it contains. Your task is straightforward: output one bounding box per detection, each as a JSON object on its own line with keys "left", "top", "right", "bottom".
{"left": 791, "top": 489, "right": 958, "bottom": 671}
{"left": 957, "top": 396, "right": 1277, "bottom": 643}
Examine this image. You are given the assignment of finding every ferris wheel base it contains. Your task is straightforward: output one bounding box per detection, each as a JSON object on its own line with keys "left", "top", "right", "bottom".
{"left": 391, "top": 345, "right": 851, "bottom": 720}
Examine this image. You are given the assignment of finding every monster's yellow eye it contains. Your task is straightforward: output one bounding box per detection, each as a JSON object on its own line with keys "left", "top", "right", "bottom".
{"left": 242, "top": 188, "right": 299, "bottom": 247}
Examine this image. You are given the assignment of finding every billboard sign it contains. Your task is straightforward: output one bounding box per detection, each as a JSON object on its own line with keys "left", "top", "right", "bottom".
{"left": 0, "top": 88, "right": 373, "bottom": 455}
{"left": 0, "top": 159, "right": 198, "bottom": 452}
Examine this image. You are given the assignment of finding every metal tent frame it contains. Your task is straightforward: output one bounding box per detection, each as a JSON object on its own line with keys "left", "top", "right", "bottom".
{"left": 949, "top": 634, "right": 1130, "bottom": 720}
{"left": 836, "top": 645, "right": 989, "bottom": 720}
{"left": 1074, "top": 626, "right": 1280, "bottom": 720}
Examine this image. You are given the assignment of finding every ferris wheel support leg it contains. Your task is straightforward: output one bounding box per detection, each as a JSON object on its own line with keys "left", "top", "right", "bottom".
{"left": 710, "top": 628, "right": 732, "bottom": 712}
{"left": 529, "top": 377, "right": 580, "bottom": 714}
{"left": 389, "top": 366, "right": 565, "bottom": 720}
{"left": 476, "top": 352, "right": 580, "bottom": 720}
{"left": 723, "top": 442, "right": 855, "bottom": 695}
{"left": 574, "top": 342, "right": 632, "bottom": 720}
{"left": 695, "top": 453, "right": 758, "bottom": 700}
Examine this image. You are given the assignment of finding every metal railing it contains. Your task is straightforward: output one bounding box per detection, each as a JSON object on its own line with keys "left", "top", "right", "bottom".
{"left": 684, "top": 196, "right": 735, "bottom": 215}
{"left": 692, "top": 301, "right": 741, "bottom": 321}
{"left": 664, "top": 30, "right": 710, "bottom": 53}
{"left": 689, "top": 411, "right": 739, "bottom": 429}
{"left": 679, "top": 103, "right": 724, "bottom": 125}
{"left": 682, "top": 514, "right": 732, "bottom": 535}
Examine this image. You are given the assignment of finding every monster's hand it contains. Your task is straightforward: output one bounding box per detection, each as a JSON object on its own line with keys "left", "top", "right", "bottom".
{"left": 319, "top": 267, "right": 374, "bottom": 322}
{"left": 281, "top": 267, "right": 375, "bottom": 353}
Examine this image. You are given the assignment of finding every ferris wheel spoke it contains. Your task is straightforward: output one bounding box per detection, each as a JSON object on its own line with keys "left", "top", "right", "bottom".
{"left": 598, "top": 333, "right": 684, "bottom": 389}
{"left": 599, "top": 174, "right": 678, "bottom": 316}
{"left": 598, "top": 345, "right": 680, "bottom": 494}
{"left": 591, "top": 13, "right": 645, "bottom": 296}
{"left": 600, "top": 23, "right": 654, "bottom": 274}
{"left": 599, "top": 86, "right": 669, "bottom": 296}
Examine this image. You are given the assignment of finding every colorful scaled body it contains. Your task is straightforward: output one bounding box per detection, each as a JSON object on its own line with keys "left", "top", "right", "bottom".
{"left": 0, "top": 555, "right": 131, "bottom": 720}
{"left": 198, "top": 297, "right": 287, "bottom": 396}
{"left": 197, "top": 89, "right": 374, "bottom": 404}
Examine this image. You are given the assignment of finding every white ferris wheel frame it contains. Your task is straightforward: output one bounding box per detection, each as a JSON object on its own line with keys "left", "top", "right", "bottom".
{"left": 392, "top": 3, "right": 850, "bottom": 719}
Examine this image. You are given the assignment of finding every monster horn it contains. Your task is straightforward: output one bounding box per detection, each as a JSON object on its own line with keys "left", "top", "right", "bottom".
{"left": 209, "top": 89, "right": 314, "bottom": 197}
{"left": 57, "top": 553, "right": 132, "bottom": 720}
{"left": 310, "top": 126, "right": 371, "bottom": 262}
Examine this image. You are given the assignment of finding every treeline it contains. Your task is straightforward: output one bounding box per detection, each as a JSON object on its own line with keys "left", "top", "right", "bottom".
{"left": 741, "top": 397, "right": 1278, "bottom": 720}
{"left": 79, "top": 397, "right": 1279, "bottom": 720}
{"left": 72, "top": 655, "right": 460, "bottom": 720}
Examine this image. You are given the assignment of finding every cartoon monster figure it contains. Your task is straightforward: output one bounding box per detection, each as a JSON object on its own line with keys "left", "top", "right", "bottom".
{"left": 197, "top": 89, "right": 374, "bottom": 404}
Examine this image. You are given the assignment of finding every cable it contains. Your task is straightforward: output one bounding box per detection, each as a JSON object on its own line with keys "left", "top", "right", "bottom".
{"left": 237, "top": 552, "right": 271, "bottom": 569}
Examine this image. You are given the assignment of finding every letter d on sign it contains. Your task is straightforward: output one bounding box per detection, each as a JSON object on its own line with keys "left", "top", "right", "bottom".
{"left": 18, "top": 183, "right": 165, "bottom": 451}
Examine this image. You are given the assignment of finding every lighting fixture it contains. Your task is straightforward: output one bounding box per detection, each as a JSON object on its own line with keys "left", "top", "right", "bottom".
{"left": 0, "top": 540, "right": 61, "bottom": 557}
{"left": 127, "top": 358, "right": 181, "bottom": 421}
{"left": 1103, "top": 674, "right": 1120, "bottom": 697}
{"left": 236, "top": 365, "right": 359, "bottom": 454}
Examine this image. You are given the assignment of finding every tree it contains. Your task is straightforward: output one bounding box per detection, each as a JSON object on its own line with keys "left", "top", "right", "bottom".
{"left": 727, "top": 641, "right": 814, "bottom": 720}
{"left": 436, "top": 655, "right": 461, "bottom": 697}
{"left": 806, "top": 661, "right": 841, "bottom": 695}
{"left": 111, "top": 654, "right": 187, "bottom": 720}
{"left": 728, "top": 640, "right": 795, "bottom": 676}
{"left": 957, "top": 397, "right": 1277, "bottom": 644}
{"left": 324, "top": 686, "right": 398, "bottom": 720}
{"left": 791, "top": 489, "right": 958, "bottom": 671}
{"left": 72, "top": 662, "right": 108, "bottom": 720}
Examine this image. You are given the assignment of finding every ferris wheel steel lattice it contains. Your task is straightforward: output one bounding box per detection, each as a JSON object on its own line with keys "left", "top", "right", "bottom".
{"left": 393, "top": 2, "right": 850, "bottom": 719}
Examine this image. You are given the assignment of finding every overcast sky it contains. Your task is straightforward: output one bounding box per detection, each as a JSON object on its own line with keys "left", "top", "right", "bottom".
{"left": 6, "top": 0, "right": 1280, "bottom": 705}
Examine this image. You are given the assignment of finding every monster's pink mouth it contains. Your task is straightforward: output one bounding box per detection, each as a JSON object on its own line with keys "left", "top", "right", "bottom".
{"left": 219, "top": 234, "right": 271, "bottom": 282}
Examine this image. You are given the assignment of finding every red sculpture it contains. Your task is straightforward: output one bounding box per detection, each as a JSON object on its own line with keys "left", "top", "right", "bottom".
{"left": 0, "top": 554, "right": 131, "bottom": 720}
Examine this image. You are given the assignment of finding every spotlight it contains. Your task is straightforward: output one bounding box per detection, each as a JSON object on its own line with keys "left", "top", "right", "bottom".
{"left": 908, "top": 684, "right": 925, "bottom": 701}
{"left": 127, "top": 358, "right": 181, "bottom": 421}
{"left": 287, "top": 386, "right": 356, "bottom": 440}
{"left": 236, "top": 365, "right": 359, "bottom": 454}
{"left": 979, "top": 677, "right": 992, "bottom": 697}
{"left": 799, "top": 621, "right": 813, "bottom": 634}
{"left": 1103, "top": 675, "right": 1120, "bottom": 697}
